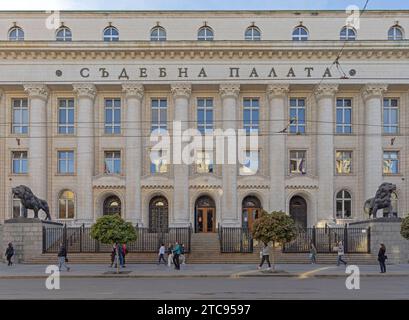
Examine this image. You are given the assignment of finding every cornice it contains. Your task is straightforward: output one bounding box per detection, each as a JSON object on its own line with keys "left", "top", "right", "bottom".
{"left": 285, "top": 185, "right": 319, "bottom": 190}
{"left": 237, "top": 184, "right": 270, "bottom": 189}
{"left": 1, "top": 41, "right": 409, "bottom": 61}
{"left": 141, "top": 185, "right": 173, "bottom": 189}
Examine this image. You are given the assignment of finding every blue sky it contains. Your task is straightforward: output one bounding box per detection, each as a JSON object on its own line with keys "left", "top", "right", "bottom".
{"left": 0, "top": 0, "right": 409, "bottom": 10}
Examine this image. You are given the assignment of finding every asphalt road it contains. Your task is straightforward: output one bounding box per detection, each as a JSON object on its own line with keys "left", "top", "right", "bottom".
{"left": 0, "top": 277, "right": 408, "bottom": 300}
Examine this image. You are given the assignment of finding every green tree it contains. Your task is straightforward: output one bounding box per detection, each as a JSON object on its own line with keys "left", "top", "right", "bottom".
{"left": 91, "top": 214, "right": 137, "bottom": 273}
{"left": 400, "top": 216, "right": 409, "bottom": 240}
{"left": 252, "top": 210, "right": 297, "bottom": 271}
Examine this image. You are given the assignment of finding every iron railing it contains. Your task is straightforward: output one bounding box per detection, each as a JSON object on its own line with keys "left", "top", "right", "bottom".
{"left": 43, "top": 224, "right": 192, "bottom": 254}
{"left": 218, "top": 224, "right": 253, "bottom": 253}
{"left": 282, "top": 226, "right": 370, "bottom": 253}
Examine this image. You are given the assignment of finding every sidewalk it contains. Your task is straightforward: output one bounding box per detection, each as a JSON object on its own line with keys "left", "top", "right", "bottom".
{"left": 1, "top": 263, "right": 409, "bottom": 279}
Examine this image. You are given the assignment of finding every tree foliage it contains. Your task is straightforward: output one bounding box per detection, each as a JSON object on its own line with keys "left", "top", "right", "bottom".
{"left": 252, "top": 210, "right": 297, "bottom": 245}
{"left": 401, "top": 216, "right": 409, "bottom": 240}
{"left": 91, "top": 214, "right": 137, "bottom": 244}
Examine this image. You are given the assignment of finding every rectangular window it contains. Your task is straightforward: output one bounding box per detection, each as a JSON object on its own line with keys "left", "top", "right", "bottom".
{"left": 196, "top": 150, "right": 214, "bottom": 173}
{"left": 197, "top": 98, "right": 213, "bottom": 134}
{"left": 289, "top": 150, "right": 306, "bottom": 174}
{"left": 150, "top": 149, "right": 168, "bottom": 173}
{"left": 12, "top": 98, "right": 28, "bottom": 134}
{"left": 58, "top": 99, "right": 75, "bottom": 134}
{"left": 239, "top": 150, "right": 260, "bottom": 175}
{"left": 336, "top": 151, "right": 352, "bottom": 174}
{"left": 243, "top": 98, "right": 259, "bottom": 134}
{"left": 289, "top": 98, "right": 306, "bottom": 134}
{"left": 104, "top": 98, "right": 121, "bottom": 134}
{"left": 383, "top": 98, "right": 399, "bottom": 134}
{"left": 12, "top": 151, "right": 28, "bottom": 174}
{"left": 58, "top": 151, "right": 74, "bottom": 174}
{"left": 383, "top": 151, "right": 399, "bottom": 174}
{"left": 104, "top": 151, "right": 121, "bottom": 174}
{"left": 336, "top": 98, "right": 352, "bottom": 134}
{"left": 151, "top": 99, "right": 167, "bottom": 132}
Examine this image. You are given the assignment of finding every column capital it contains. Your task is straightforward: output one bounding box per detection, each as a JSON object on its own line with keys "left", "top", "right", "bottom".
{"left": 314, "top": 84, "right": 339, "bottom": 100}
{"left": 219, "top": 83, "right": 240, "bottom": 99}
{"left": 72, "top": 83, "right": 97, "bottom": 100}
{"left": 361, "top": 84, "right": 388, "bottom": 101}
{"left": 171, "top": 83, "right": 192, "bottom": 99}
{"left": 23, "top": 83, "right": 49, "bottom": 101}
{"left": 122, "top": 83, "right": 144, "bottom": 100}
{"left": 267, "top": 84, "right": 290, "bottom": 99}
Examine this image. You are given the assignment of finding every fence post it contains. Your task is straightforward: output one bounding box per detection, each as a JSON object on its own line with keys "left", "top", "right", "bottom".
{"left": 42, "top": 226, "right": 46, "bottom": 253}
{"left": 63, "top": 224, "right": 67, "bottom": 249}
{"left": 312, "top": 226, "right": 316, "bottom": 248}
{"left": 367, "top": 227, "right": 371, "bottom": 253}
{"left": 344, "top": 224, "right": 348, "bottom": 253}
{"left": 328, "top": 228, "right": 332, "bottom": 252}
{"left": 79, "top": 225, "right": 83, "bottom": 253}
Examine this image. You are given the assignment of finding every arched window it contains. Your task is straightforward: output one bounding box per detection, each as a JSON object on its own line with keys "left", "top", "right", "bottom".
{"left": 292, "top": 26, "right": 308, "bottom": 41}
{"left": 340, "top": 26, "right": 356, "bottom": 41}
{"left": 384, "top": 192, "right": 398, "bottom": 217}
{"left": 149, "top": 196, "right": 169, "bottom": 232}
{"left": 103, "top": 195, "right": 121, "bottom": 216}
{"left": 388, "top": 26, "right": 404, "bottom": 40}
{"left": 198, "top": 26, "right": 214, "bottom": 41}
{"left": 58, "top": 190, "right": 75, "bottom": 219}
{"left": 245, "top": 26, "right": 261, "bottom": 41}
{"left": 336, "top": 190, "right": 352, "bottom": 219}
{"left": 242, "top": 196, "right": 262, "bottom": 231}
{"left": 8, "top": 26, "right": 24, "bottom": 41}
{"left": 103, "top": 26, "right": 119, "bottom": 42}
{"left": 56, "top": 26, "right": 72, "bottom": 41}
{"left": 150, "top": 26, "right": 166, "bottom": 41}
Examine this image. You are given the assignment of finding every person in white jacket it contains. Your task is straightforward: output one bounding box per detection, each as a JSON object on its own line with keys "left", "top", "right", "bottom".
{"left": 158, "top": 243, "right": 166, "bottom": 265}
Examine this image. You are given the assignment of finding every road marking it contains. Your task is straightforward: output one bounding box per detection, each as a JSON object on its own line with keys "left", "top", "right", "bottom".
{"left": 298, "top": 267, "right": 335, "bottom": 279}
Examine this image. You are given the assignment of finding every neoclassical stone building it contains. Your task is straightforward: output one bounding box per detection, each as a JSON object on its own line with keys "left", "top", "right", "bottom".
{"left": 0, "top": 10, "right": 408, "bottom": 231}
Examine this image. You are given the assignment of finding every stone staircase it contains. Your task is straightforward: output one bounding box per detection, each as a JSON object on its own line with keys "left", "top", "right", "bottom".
{"left": 27, "top": 232, "right": 378, "bottom": 265}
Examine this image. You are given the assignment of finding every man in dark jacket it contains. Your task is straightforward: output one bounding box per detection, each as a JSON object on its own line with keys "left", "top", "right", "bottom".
{"left": 5, "top": 243, "right": 14, "bottom": 266}
{"left": 57, "top": 243, "right": 70, "bottom": 271}
{"left": 378, "top": 243, "right": 387, "bottom": 273}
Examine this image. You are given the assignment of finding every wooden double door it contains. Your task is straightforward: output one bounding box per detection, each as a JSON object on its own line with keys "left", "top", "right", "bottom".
{"left": 196, "top": 207, "right": 216, "bottom": 233}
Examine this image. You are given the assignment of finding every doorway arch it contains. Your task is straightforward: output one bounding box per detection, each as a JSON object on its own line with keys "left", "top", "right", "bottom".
{"left": 195, "top": 196, "right": 216, "bottom": 233}
{"left": 103, "top": 195, "right": 121, "bottom": 216}
{"left": 289, "top": 195, "right": 307, "bottom": 229}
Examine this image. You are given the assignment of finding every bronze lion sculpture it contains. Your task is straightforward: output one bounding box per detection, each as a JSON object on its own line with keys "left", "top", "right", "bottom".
{"left": 363, "top": 182, "right": 396, "bottom": 218}
{"left": 12, "top": 185, "right": 51, "bottom": 220}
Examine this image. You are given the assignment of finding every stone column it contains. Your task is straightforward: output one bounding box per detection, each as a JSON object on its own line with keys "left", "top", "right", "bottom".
{"left": 219, "top": 83, "right": 240, "bottom": 226}
{"left": 122, "top": 83, "right": 144, "bottom": 225}
{"left": 24, "top": 84, "right": 49, "bottom": 200}
{"left": 361, "top": 84, "right": 388, "bottom": 211}
{"left": 314, "top": 84, "right": 338, "bottom": 223}
{"left": 267, "top": 84, "right": 289, "bottom": 212}
{"left": 171, "top": 83, "right": 192, "bottom": 226}
{"left": 0, "top": 89, "right": 5, "bottom": 223}
{"left": 73, "top": 83, "right": 96, "bottom": 224}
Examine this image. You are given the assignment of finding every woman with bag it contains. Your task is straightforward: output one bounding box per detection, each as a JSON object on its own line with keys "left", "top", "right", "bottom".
{"left": 378, "top": 243, "right": 387, "bottom": 273}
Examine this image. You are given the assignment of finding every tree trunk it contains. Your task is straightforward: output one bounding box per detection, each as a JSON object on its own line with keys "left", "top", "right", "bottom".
{"left": 271, "top": 241, "right": 275, "bottom": 271}
{"left": 116, "top": 246, "right": 119, "bottom": 274}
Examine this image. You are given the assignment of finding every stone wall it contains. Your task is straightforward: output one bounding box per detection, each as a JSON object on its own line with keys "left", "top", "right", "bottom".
{"left": 350, "top": 218, "right": 409, "bottom": 264}
{"left": 0, "top": 224, "right": 3, "bottom": 262}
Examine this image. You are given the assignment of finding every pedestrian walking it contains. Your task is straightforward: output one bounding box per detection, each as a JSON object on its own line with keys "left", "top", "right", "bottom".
{"left": 167, "top": 243, "right": 174, "bottom": 267}
{"left": 117, "top": 242, "right": 125, "bottom": 268}
{"left": 110, "top": 244, "right": 116, "bottom": 267}
{"left": 57, "top": 242, "right": 70, "bottom": 272}
{"left": 309, "top": 242, "right": 317, "bottom": 264}
{"left": 336, "top": 241, "right": 347, "bottom": 266}
{"left": 5, "top": 243, "right": 14, "bottom": 266}
{"left": 158, "top": 243, "right": 166, "bottom": 265}
{"left": 378, "top": 243, "right": 387, "bottom": 273}
{"left": 172, "top": 241, "right": 181, "bottom": 270}
{"left": 122, "top": 243, "right": 127, "bottom": 267}
{"left": 180, "top": 243, "right": 186, "bottom": 265}
{"left": 258, "top": 242, "right": 271, "bottom": 270}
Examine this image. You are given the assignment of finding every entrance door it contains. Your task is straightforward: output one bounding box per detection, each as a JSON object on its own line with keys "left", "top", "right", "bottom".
{"left": 289, "top": 196, "right": 307, "bottom": 229}
{"left": 195, "top": 196, "right": 216, "bottom": 233}
{"left": 197, "top": 208, "right": 215, "bottom": 233}
{"left": 242, "top": 196, "right": 262, "bottom": 231}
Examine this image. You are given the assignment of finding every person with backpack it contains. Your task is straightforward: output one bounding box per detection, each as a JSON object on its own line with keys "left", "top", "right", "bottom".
{"left": 5, "top": 243, "right": 14, "bottom": 266}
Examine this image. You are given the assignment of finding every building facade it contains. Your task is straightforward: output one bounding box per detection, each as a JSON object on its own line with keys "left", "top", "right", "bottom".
{"left": 0, "top": 10, "right": 408, "bottom": 231}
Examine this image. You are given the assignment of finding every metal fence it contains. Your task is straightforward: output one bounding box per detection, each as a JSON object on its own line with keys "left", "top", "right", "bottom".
{"left": 282, "top": 226, "right": 370, "bottom": 253}
{"left": 43, "top": 224, "right": 192, "bottom": 254}
{"left": 218, "top": 225, "right": 253, "bottom": 253}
